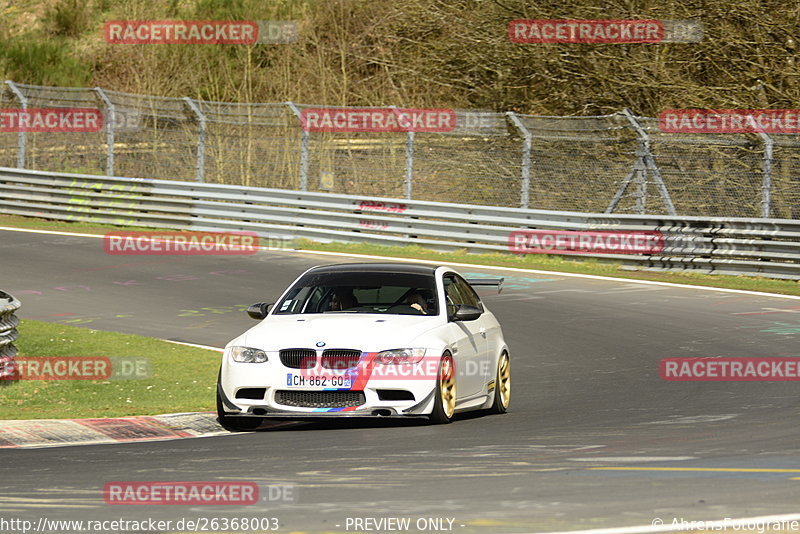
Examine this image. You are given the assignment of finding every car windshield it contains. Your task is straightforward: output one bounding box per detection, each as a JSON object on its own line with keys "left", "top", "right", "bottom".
{"left": 273, "top": 271, "right": 438, "bottom": 316}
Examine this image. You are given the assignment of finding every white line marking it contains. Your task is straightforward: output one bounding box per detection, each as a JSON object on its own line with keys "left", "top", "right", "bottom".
{"left": 1, "top": 225, "right": 799, "bottom": 300}
{"left": 534, "top": 289, "right": 594, "bottom": 294}
{"left": 161, "top": 339, "right": 224, "bottom": 352}
{"left": 568, "top": 456, "right": 698, "bottom": 462}
{"left": 526, "top": 514, "right": 800, "bottom": 534}
{"left": 0, "top": 226, "right": 108, "bottom": 238}
{"left": 155, "top": 411, "right": 215, "bottom": 417}
{"left": 733, "top": 307, "right": 800, "bottom": 315}
{"left": 641, "top": 415, "right": 739, "bottom": 425}
{"left": 595, "top": 287, "right": 667, "bottom": 294}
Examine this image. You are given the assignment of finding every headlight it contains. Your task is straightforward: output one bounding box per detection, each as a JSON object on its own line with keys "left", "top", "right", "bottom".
{"left": 376, "top": 348, "right": 426, "bottom": 365}
{"left": 229, "top": 346, "right": 268, "bottom": 363}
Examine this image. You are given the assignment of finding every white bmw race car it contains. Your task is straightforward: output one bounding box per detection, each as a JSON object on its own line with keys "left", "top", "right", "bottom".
{"left": 216, "top": 263, "right": 510, "bottom": 429}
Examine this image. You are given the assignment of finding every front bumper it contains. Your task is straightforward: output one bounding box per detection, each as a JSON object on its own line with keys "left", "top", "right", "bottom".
{"left": 218, "top": 356, "right": 438, "bottom": 417}
{"left": 218, "top": 381, "right": 435, "bottom": 418}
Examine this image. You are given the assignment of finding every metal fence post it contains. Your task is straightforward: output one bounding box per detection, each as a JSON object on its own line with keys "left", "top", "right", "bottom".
{"left": 389, "top": 106, "right": 415, "bottom": 200}
{"left": 745, "top": 116, "right": 774, "bottom": 218}
{"left": 605, "top": 168, "right": 635, "bottom": 214}
{"left": 761, "top": 134, "right": 774, "bottom": 218}
{"left": 635, "top": 161, "right": 647, "bottom": 215}
{"left": 506, "top": 112, "right": 532, "bottom": 209}
{"left": 183, "top": 97, "right": 206, "bottom": 183}
{"left": 405, "top": 131, "right": 415, "bottom": 200}
{"left": 94, "top": 87, "right": 115, "bottom": 176}
{"left": 621, "top": 109, "right": 676, "bottom": 216}
{"left": 286, "top": 102, "right": 309, "bottom": 191}
{"left": 5, "top": 81, "right": 27, "bottom": 169}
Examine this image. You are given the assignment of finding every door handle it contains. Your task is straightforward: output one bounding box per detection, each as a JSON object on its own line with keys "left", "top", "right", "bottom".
{"left": 479, "top": 327, "right": 487, "bottom": 337}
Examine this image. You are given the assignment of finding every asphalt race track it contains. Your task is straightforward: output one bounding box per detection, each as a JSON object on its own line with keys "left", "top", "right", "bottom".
{"left": 1, "top": 227, "right": 800, "bottom": 533}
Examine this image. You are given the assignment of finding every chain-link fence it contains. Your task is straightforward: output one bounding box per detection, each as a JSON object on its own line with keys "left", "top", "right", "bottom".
{"left": 1, "top": 80, "right": 797, "bottom": 218}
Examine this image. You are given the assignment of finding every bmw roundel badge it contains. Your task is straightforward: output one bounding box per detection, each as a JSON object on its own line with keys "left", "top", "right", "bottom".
{"left": 316, "top": 341, "right": 326, "bottom": 347}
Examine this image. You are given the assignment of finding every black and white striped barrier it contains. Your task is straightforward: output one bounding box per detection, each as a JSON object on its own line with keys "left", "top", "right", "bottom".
{"left": 0, "top": 291, "right": 20, "bottom": 385}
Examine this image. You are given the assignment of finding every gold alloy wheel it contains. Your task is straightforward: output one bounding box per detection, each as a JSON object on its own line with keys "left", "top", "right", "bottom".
{"left": 439, "top": 355, "right": 456, "bottom": 418}
{"left": 498, "top": 353, "right": 510, "bottom": 409}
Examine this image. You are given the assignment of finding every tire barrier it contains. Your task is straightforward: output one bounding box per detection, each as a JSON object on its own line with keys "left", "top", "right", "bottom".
{"left": 0, "top": 290, "right": 20, "bottom": 385}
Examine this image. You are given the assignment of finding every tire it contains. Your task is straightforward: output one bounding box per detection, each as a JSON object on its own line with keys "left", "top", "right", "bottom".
{"left": 216, "top": 372, "right": 262, "bottom": 432}
{"left": 429, "top": 353, "right": 456, "bottom": 424}
{"left": 489, "top": 352, "right": 510, "bottom": 414}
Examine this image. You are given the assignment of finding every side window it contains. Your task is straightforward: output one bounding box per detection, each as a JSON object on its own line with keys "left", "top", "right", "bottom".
{"left": 443, "top": 275, "right": 464, "bottom": 317}
{"left": 453, "top": 275, "right": 481, "bottom": 309}
{"left": 276, "top": 286, "right": 306, "bottom": 313}
{"left": 303, "top": 286, "right": 326, "bottom": 313}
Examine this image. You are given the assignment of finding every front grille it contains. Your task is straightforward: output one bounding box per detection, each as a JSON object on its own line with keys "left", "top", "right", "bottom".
{"left": 279, "top": 349, "right": 317, "bottom": 369}
{"left": 274, "top": 390, "right": 366, "bottom": 409}
{"left": 321, "top": 349, "right": 361, "bottom": 370}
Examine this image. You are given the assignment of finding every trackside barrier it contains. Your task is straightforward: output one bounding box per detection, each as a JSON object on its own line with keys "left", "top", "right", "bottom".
{"left": 1, "top": 167, "right": 799, "bottom": 280}
{"left": 0, "top": 291, "right": 20, "bottom": 385}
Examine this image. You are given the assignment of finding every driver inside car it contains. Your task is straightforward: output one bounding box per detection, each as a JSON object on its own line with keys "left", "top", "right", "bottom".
{"left": 329, "top": 288, "right": 358, "bottom": 311}
{"left": 405, "top": 291, "right": 428, "bottom": 314}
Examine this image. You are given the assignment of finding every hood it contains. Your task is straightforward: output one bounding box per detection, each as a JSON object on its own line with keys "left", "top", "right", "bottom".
{"left": 241, "top": 313, "right": 443, "bottom": 352}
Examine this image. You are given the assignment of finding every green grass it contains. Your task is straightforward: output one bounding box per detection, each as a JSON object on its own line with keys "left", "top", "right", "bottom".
{"left": 0, "top": 320, "right": 220, "bottom": 420}
{"left": 0, "top": 39, "right": 92, "bottom": 87}
{"left": 1, "top": 213, "right": 799, "bottom": 296}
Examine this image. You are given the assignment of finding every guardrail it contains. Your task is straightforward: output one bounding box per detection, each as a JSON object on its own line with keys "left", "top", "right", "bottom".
{"left": 0, "top": 291, "right": 20, "bottom": 385}
{"left": 1, "top": 166, "right": 799, "bottom": 280}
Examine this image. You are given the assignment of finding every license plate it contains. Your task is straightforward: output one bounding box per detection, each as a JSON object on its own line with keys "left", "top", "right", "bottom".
{"left": 285, "top": 373, "right": 351, "bottom": 389}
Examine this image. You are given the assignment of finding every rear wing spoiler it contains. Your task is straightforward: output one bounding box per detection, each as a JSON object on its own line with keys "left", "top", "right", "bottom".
{"left": 465, "top": 277, "right": 504, "bottom": 294}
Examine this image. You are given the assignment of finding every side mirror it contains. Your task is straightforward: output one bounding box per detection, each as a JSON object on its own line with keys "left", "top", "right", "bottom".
{"left": 452, "top": 304, "right": 482, "bottom": 322}
{"left": 247, "top": 302, "right": 272, "bottom": 320}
